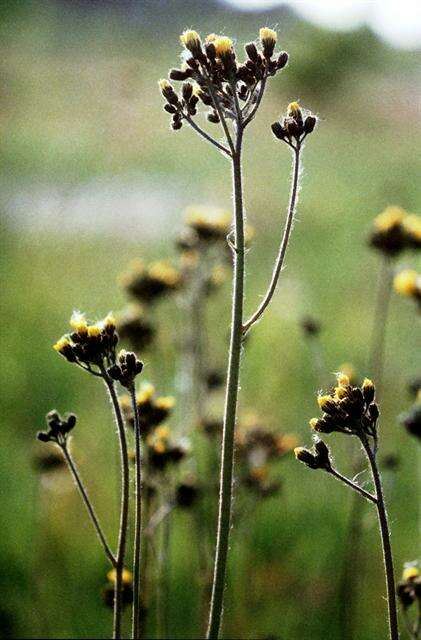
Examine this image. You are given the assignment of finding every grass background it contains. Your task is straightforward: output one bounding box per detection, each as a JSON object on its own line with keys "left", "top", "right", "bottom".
{"left": 1, "top": 1, "right": 420, "bottom": 638}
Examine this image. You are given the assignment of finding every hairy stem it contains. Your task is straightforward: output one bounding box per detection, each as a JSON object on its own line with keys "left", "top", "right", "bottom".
{"left": 61, "top": 443, "right": 116, "bottom": 567}
{"left": 130, "top": 384, "right": 142, "bottom": 640}
{"left": 207, "top": 129, "right": 245, "bottom": 640}
{"left": 184, "top": 113, "right": 231, "bottom": 157}
{"left": 361, "top": 436, "right": 399, "bottom": 640}
{"left": 243, "top": 144, "right": 301, "bottom": 333}
{"left": 328, "top": 467, "right": 377, "bottom": 504}
{"left": 103, "top": 372, "right": 131, "bottom": 640}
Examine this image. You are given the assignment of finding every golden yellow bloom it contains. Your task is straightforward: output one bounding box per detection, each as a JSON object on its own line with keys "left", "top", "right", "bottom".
{"left": 336, "top": 372, "right": 350, "bottom": 387}
{"left": 402, "top": 213, "right": 421, "bottom": 242}
{"left": 180, "top": 30, "right": 201, "bottom": 50}
{"left": 103, "top": 313, "right": 116, "bottom": 330}
{"left": 334, "top": 386, "right": 348, "bottom": 400}
{"left": 337, "top": 362, "right": 356, "bottom": 384}
{"left": 87, "top": 324, "right": 101, "bottom": 338}
{"left": 374, "top": 206, "right": 406, "bottom": 232}
{"left": 362, "top": 378, "right": 374, "bottom": 391}
{"left": 287, "top": 102, "right": 301, "bottom": 117}
{"left": 184, "top": 205, "right": 231, "bottom": 233}
{"left": 137, "top": 383, "right": 155, "bottom": 404}
{"left": 309, "top": 418, "right": 319, "bottom": 430}
{"left": 155, "top": 396, "right": 176, "bottom": 410}
{"left": 148, "top": 261, "right": 181, "bottom": 287}
{"left": 53, "top": 337, "right": 71, "bottom": 353}
{"left": 214, "top": 36, "right": 233, "bottom": 57}
{"left": 70, "top": 312, "right": 88, "bottom": 335}
{"left": 107, "top": 568, "right": 133, "bottom": 586}
{"left": 158, "top": 79, "right": 171, "bottom": 91}
{"left": 394, "top": 269, "right": 419, "bottom": 297}
{"left": 259, "top": 27, "right": 277, "bottom": 44}
{"left": 403, "top": 566, "right": 419, "bottom": 581}
{"left": 317, "top": 394, "right": 334, "bottom": 410}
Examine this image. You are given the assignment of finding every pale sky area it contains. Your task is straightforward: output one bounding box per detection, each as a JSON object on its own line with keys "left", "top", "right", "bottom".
{"left": 223, "top": 0, "right": 421, "bottom": 49}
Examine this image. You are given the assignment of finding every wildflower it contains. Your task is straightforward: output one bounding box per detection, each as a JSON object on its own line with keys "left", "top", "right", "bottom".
{"left": 120, "top": 383, "right": 175, "bottom": 435}
{"left": 53, "top": 312, "right": 119, "bottom": 372}
{"left": 107, "top": 350, "right": 143, "bottom": 388}
{"left": 121, "top": 259, "right": 182, "bottom": 304}
{"left": 309, "top": 373, "right": 379, "bottom": 437}
{"left": 146, "top": 425, "right": 186, "bottom": 471}
{"left": 294, "top": 439, "right": 331, "bottom": 470}
{"left": 160, "top": 27, "right": 288, "bottom": 132}
{"left": 369, "top": 206, "right": 410, "bottom": 256}
{"left": 396, "top": 562, "right": 421, "bottom": 610}
{"left": 102, "top": 568, "right": 133, "bottom": 608}
{"left": 402, "top": 213, "right": 421, "bottom": 249}
{"left": 399, "top": 397, "right": 421, "bottom": 439}
{"left": 37, "top": 410, "right": 77, "bottom": 445}
{"left": 393, "top": 268, "right": 421, "bottom": 304}
{"left": 116, "top": 304, "right": 155, "bottom": 351}
{"left": 271, "top": 102, "right": 317, "bottom": 147}
{"left": 184, "top": 205, "right": 232, "bottom": 242}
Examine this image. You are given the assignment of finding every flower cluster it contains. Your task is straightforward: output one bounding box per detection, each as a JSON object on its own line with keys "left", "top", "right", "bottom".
{"left": 116, "top": 304, "right": 155, "bottom": 351}
{"left": 394, "top": 269, "right": 421, "bottom": 307}
{"left": 369, "top": 206, "right": 421, "bottom": 256}
{"left": 53, "top": 313, "right": 118, "bottom": 371}
{"left": 107, "top": 350, "right": 143, "bottom": 388}
{"left": 102, "top": 568, "right": 133, "bottom": 609}
{"left": 396, "top": 564, "right": 421, "bottom": 609}
{"left": 37, "top": 410, "right": 77, "bottom": 445}
{"left": 121, "top": 259, "right": 182, "bottom": 304}
{"left": 120, "top": 383, "right": 175, "bottom": 435}
{"left": 236, "top": 423, "right": 297, "bottom": 496}
{"left": 159, "top": 28, "right": 288, "bottom": 131}
{"left": 271, "top": 101, "right": 317, "bottom": 148}
{"left": 145, "top": 425, "right": 186, "bottom": 471}
{"left": 309, "top": 373, "right": 379, "bottom": 437}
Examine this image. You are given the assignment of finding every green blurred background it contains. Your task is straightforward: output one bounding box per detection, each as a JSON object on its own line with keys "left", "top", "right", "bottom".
{"left": 1, "top": 1, "right": 420, "bottom": 638}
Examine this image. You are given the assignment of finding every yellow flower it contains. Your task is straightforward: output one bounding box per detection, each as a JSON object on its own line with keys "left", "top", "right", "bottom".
{"left": 107, "top": 568, "right": 133, "bottom": 586}
{"left": 394, "top": 269, "right": 419, "bottom": 297}
{"left": 148, "top": 261, "right": 181, "bottom": 287}
{"left": 53, "top": 337, "right": 71, "bottom": 353}
{"left": 137, "top": 383, "right": 155, "bottom": 404}
{"left": 180, "top": 30, "right": 201, "bottom": 51}
{"left": 287, "top": 102, "right": 301, "bottom": 118}
{"left": 158, "top": 79, "right": 171, "bottom": 91}
{"left": 87, "top": 324, "right": 101, "bottom": 338}
{"left": 317, "top": 394, "right": 334, "bottom": 410}
{"left": 374, "top": 206, "right": 406, "bottom": 232}
{"left": 70, "top": 312, "right": 88, "bottom": 335}
{"left": 214, "top": 36, "right": 233, "bottom": 57}
{"left": 309, "top": 418, "right": 319, "bottom": 430}
{"left": 336, "top": 372, "right": 350, "bottom": 387}
{"left": 403, "top": 566, "right": 419, "bottom": 581}
{"left": 259, "top": 27, "right": 277, "bottom": 44}
{"left": 402, "top": 213, "right": 421, "bottom": 242}
{"left": 103, "top": 313, "right": 116, "bottom": 331}
{"left": 155, "top": 396, "right": 176, "bottom": 411}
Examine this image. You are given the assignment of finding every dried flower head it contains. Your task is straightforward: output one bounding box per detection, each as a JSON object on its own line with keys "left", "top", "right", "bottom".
{"left": 37, "top": 410, "right": 77, "bottom": 445}
{"left": 160, "top": 27, "right": 288, "bottom": 133}
{"left": 120, "top": 383, "right": 175, "bottom": 435}
{"left": 121, "top": 259, "right": 182, "bottom": 303}
{"left": 271, "top": 101, "right": 317, "bottom": 148}
{"left": 116, "top": 304, "right": 155, "bottom": 351}
{"left": 309, "top": 373, "right": 379, "bottom": 437}
{"left": 53, "top": 312, "right": 119, "bottom": 372}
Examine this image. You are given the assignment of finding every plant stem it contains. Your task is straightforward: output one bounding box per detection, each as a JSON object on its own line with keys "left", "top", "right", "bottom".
{"left": 207, "top": 127, "right": 245, "bottom": 640}
{"left": 61, "top": 443, "right": 116, "bottom": 567}
{"left": 361, "top": 435, "right": 399, "bottom": 640}
{"left": 328, "top": 467, "right": 377, "bottom": 504}
{"left": 243, "top": 144, "right": 301, "bottom": 334}
{"left": 130, "top": 384, "right": 142, "bottom": 640}
{"left": 103, "top": 372, "right": 131, "bottom": 640}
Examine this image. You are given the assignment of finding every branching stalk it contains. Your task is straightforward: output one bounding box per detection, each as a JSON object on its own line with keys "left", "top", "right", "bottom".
{"left": 328, "top": 466, "right": 377, "bottom": 504}
{"left": 243, "top": 143, "right": 301, "bottom": 334}
{"left": 207, "top": 126, "right": 245, "bottom": 640}
{"left": 61, "top": 443, "right": 117, "bottom": 567}
{"left": 361, "top": 435, "right": 399, "bottom": 640}
{"left": 102, "top": 371, "right": 131, "bottom": 640}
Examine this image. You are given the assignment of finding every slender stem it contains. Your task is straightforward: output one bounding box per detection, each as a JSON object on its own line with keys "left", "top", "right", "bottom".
{"left": 61, "top": 443, "right": 117, "bottom": 567}
{"left": 361, "top": 435, "right": 399, "bottom": 640}
{"left": 130, "top": 384, "right": 142, "bottom": 640}
{"left": 328, "top": 466, "right": 377, "bottom": 504}
{"left": 204, "top": 71, "right": 235, "bottom": 155}
{"left": 207, "top": 127, "right": 245, "bottom": 640}
{"left": 103, "top": 372, "right": 131, "bottom": 640}
{"left": 184, "top": 113, "right": 231, "bottom": 157}
{"left": 367, "top": 255, "right": 393, "bottom": 398}
{"left": 243, "top": 144, "right": 301, "bottom": 334}
{"left": 243, "top": 76, "right": 267, "bottom": 127}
